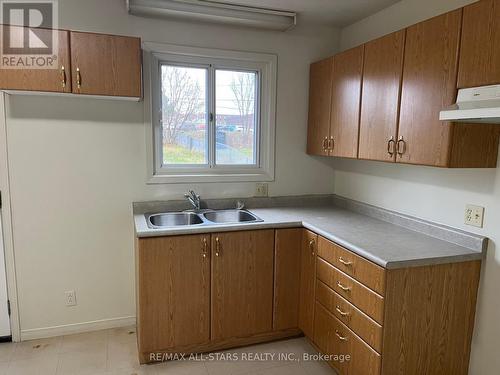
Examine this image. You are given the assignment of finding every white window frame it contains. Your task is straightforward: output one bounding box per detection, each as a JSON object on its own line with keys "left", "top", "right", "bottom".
{"left": 143, "top": 42, "right": 277, "bottom": 184}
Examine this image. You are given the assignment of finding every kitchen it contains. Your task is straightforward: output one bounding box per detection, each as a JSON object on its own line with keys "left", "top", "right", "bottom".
{"left": 0, "top": 0, "right": 499, "bottom": 374}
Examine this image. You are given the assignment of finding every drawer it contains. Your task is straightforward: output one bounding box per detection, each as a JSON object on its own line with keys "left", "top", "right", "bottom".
{"left": 314, "top": 302, "right": 381, "bottom": 375}
{"left": 318, "top": 236, "right": 386, "bottom": 295}
{"left": 317, "top": 258, "right": 384, "bottom": 324}
{"left": 316, "top": 279, "right": 383, "bottom": 353}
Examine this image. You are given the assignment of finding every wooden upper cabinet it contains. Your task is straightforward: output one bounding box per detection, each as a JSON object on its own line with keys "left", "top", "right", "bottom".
{"left": 329, "top": 45, "right": 364, "bottom": 158}
{"left": 0, "top": 27, "right": 71, "bottom": 93}
{"left": 211, "top": 230, "right": 274, "bottom": 340}
{"left": 458, "top": 0, "right": 500, "bottom": 88}
{"left": 136, "top": 235, "right": 210, "bottom": 353}
{"left": 307, "top": 57, "right": 334, "bottom": 156}
{"left": 397, "top": 10, "right": 462, "bottom": 167}
{"left": 70, "top": 31, "right": 142, "bottom": 97}
{"left": 359, "top": 31, "right": 405, "bottom": 162}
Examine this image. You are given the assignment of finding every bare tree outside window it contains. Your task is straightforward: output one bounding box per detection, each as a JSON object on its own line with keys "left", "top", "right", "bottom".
{"left": 160, "top": 64, "right": 258, "bottom": 166}
{"left": 161, "top": 65, "right": 207, "bottom": 164}
{"left": 216, "top": 70, "right": 257, "bottom": 165}
{"left": 230, "top": 72, "right": 256, "bottom": 140}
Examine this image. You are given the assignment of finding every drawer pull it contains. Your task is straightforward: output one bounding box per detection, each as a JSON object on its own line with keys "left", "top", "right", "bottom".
{"left": 335, "top": 306, "right": 350, "bottom": 317}
{"left": 338, "top": 257, "right": 353, "bottom": 266}
{"left": 335, "top": 330, "right": 348, "bottom": 342}
{"left": 337, "top": 281, "right": 351, "bottom": 292}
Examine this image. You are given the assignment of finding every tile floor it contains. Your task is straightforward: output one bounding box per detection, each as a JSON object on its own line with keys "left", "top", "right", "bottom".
{"left": 0, "top": 326, "right": 336, "bottom": 375}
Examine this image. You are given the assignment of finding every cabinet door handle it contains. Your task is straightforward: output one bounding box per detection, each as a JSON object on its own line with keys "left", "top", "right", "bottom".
{"left": 215, "top": 237, "right": 221, "bottom": 257}
{"left": 338, "top": 257, "right": 353, "bottom": 266}
{"left": 397, "top": 136, "right": 406, "bottom": 157}
{"left": 322, "top": 137, "right": 328, "bottom": 152}
{"left": 60, "top": 66, "right": 66, "bottom": 88}
{"left": 309, "top": 239, "right": 315, "bottom": 256}
{"left": 201, "top": 237, "right": 208, "bottom": 258}
{"left": 328, "top": 136, "right": 334, "bottom": 151}
{"left": 336, "top": 305, "right": 350, "bottom": 317}
{"left": 76, "top": 67, "right": 82, "bottom": 89}
{"left": 335, "top": 330, "right": 348, "bottom": 342}
{"left": 337, "top": 281, "right": 351, "bottom": 292}
{"left": 387, "top": 136, "right": 395, "bottom": 156}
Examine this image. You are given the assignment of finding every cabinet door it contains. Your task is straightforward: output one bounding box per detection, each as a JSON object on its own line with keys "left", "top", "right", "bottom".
{"left": 397, "top": 10, "right": 461, "bottom": 167}
{"left": 211, "top": 230, "right": 274, "bottom": 340}
{"left": 329, "top": 46, "right": 364, "bottom": 158}
{"left": 70, "top": 31, "right": 141, "bottom": 97}
{"left": 307, "top": 57, "right": 334, "bottom": 156}
{"left": 136, "top": 235, "right": 210, "bottom": 352}
{"left": 458, "top": 0, "right": 500, "bottom": 88}
{"left": 359, "top": 31, "right": 405, "bottom": 162}
{"left": 298, "top": 230, "right": 317, "bottom": 338}
{"left": 0, "top": 27, "right": 71, "bottom": 93}
{"left": 273, "top": 229, "right": 302, "bottom": 330}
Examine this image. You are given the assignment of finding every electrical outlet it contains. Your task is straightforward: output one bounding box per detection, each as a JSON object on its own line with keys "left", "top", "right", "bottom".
{"left": 65, "top": 290, "right": 77, "bottom": 307}
{"left": 465, "top": 205, "right": 484, "bottom": 228}
{"left": 255, "top": 183, "right": 268, "bottom": 197}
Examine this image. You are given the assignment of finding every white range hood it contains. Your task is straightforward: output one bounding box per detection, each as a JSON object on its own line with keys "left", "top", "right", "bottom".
{"left": 440, "top": 84, "right": 500, "bottom": 124}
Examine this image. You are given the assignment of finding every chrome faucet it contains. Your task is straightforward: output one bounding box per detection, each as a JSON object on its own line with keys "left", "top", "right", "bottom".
{"left": 184, "top": 190, "right": 201, "bottom": 211}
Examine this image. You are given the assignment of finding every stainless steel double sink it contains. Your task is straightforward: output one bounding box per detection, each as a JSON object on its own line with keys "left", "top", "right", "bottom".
{"left": 146, "top": 209, "right": 263, "bottom": 229}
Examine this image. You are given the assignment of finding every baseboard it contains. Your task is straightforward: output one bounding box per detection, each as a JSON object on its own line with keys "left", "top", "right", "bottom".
{"left": 20, "top": 316, "right": 136, "bottom": 341}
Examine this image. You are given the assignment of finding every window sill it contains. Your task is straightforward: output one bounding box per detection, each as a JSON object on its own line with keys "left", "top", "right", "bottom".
{"left": 147, "top": 171, "right": 274, "bottom": 184}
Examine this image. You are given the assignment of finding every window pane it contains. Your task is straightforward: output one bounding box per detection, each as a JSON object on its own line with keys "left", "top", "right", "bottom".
{"left": 161, "top": 65, "right": 208, "bottom": 165}
{"left": 215, "top": 69, "right": 258, "bottom": 165}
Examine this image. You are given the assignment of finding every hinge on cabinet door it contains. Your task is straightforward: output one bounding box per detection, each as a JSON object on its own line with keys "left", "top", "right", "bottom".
{"left": 7, "top": 300, "right": 10, "bottom": 316}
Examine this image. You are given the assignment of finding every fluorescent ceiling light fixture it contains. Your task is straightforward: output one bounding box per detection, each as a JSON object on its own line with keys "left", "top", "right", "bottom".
{"left": 127, "top": 0, "right": 297, "bottom": 31}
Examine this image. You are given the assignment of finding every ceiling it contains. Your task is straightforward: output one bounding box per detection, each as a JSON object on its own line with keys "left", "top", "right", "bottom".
{"left": 212, "top": 0, "right": 401, "bottom": 27}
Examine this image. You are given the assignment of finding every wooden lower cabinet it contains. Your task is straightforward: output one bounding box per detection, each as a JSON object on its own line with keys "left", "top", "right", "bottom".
{"left": 136, "top": 229, "right": 481, "bottom": 373}
{"left": 381, "top": 261, "right": 481, "bottom": 375}
{"left": 314, "top": 302, "right": 381, "bottom": 375}
{"left": 316, "top": 258, "right": 385, "bottom": 324}
{"left": 298, "top": 229, "right": 318, "bottom": 338}
{"left": 316, "top": 280, "right": 383, "bottom": 353}
{"left": 308, "top": 235, "right": 482, "bottom": 375}
{"left": 211, "top": 230, "right": 275, "bottom": 340}
{"left": 136, "top": 229, "right": 293, "bottom": 363}
{"left": 273, "top": 229, "right": 302, "bottom": 330}
{"left": 136, "top": 235, "right": 211, "bottom": 354}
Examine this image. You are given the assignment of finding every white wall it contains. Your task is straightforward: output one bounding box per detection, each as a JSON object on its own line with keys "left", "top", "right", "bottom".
{"left": 1, "top": 0, "right": 339, "bottom": 337}
{"left": 338, "top": 1, "right": 499, "bottom": 374}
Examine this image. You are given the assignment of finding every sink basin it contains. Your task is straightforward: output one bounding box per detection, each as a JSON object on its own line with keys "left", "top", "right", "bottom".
{"left": 203, "top": 209, "right": 262, "bottom": 224}
{"left": 148, "top": 212, "right": 203, "bottom": 228}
